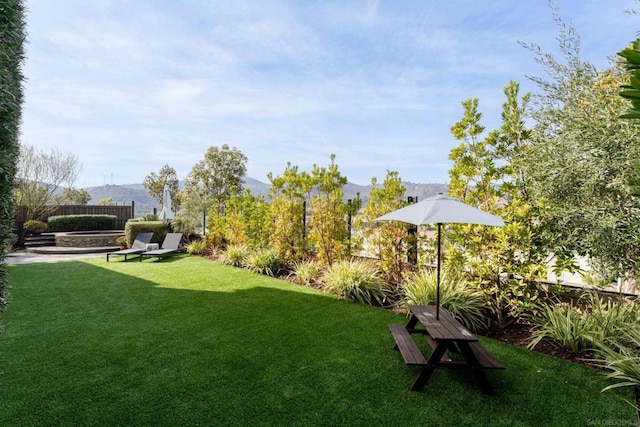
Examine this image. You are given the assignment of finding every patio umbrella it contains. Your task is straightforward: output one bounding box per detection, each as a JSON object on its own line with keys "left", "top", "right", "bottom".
{"left": 375, "top": 194, "right": 504, "bottom": 319}
{"left": 158, "top": 184, "right": 174, "bottom": 222}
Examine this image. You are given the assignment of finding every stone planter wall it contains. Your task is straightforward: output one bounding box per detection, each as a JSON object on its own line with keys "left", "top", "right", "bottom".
{"left": 55, "top": 232, "right": 124, "bottom": 248}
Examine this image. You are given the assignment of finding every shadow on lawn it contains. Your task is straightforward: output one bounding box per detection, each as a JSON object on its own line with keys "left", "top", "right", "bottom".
{"left": 2, "top": 258, "right": 637, "bottom": 426}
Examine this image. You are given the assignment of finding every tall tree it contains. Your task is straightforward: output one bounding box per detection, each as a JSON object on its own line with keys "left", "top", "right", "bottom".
{"left": 60, "top": 188, "right": 90, "bottom": 205}
{"left": 447, "top": 82, "right": 546, "bottom": 328}
{"left": 355, "top": 171, "right": 408, "bottom": 284}
{"left": 14, "top": 145, "right": 82, "bottom": 220}
{"left": 523, "top": 14, "right": 640, "bottom": 283}
{"left": 183, "top": 145, "right": 247, "bottom": 218}
{"left": 267, "top": 163, "right": 310, "bottom": 264}
{"left": 307, "top": 154, "right": 349, "bottom": 266}
{"left": 224, "top": 190, "right": 273, "bottom": 249}
{"left": 143, "top": 164, "right": 179, "bottom": 208}
{"left": 0, "top": 0, "right": 26, "bottom": 313}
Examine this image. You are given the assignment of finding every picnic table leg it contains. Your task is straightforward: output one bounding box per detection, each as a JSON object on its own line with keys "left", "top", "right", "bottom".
{"left": 410, "top": 343, "right": 449, "bottom": 391}
{"left": 405, "top": 314, "right": 419, "bottom": 330}
{"left": 456, "top": 342, "right": 495, "bottom": 394}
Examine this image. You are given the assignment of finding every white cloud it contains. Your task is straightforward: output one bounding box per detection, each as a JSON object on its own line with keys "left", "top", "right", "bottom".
{"left": 21, "top": 0, "right": 639, "bottom": 187}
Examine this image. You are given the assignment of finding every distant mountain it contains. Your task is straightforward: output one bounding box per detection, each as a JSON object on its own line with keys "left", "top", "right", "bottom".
{"left": 344, "top": 181, "right": 447, "bottom": 205}
{"left": 84, "top": 178, "right": 447, "bottom": 215}
{"left": 242, "top": 177, "right": 271, "bottom": 196}
{"left": 85, "top": 184, "right": 157, "bottom": 215}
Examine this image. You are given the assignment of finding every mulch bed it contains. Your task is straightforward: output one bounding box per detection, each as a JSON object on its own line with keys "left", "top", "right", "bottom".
{"left": 486, "top": 323, "right": 597, "bottom": 367}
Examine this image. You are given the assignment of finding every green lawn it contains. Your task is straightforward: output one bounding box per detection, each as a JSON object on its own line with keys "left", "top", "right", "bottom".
{"left": 1, "top": 256, "right": 636, "bottom": 426}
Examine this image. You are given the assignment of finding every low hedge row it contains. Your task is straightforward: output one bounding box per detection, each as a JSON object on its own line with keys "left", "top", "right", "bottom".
{"left": 47, "top": 215, "right": 117, "bottom": 232}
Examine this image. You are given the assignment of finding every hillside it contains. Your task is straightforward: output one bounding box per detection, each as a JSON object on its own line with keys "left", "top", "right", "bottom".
{"left": 85, "top": 179, "right": 447, "bottom": 215}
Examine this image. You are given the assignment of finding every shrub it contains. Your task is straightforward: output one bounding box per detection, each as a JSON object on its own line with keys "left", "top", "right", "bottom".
{"left": 23, "top": 219, "right": 47, "bottom": 232}
{"left": 245, "top": 248, "right": 282, "bottom": 277}
{"left": 321, "top": 259, "right": 390, "bottom": 306}
{"left": 125, "top": 221, "right": 167, "bottom": 247}
{"left": 293, "top": 260, "right": 324, "bottom": 286}
{"left": 595, "top": 324, "right": 640, "bottom": 404}
{"left": 186, "top": 239, "right": 210, "bottom": 255}
{"left": 47, "top": 215, "right": 116, "bottom": 232}
{"left": 219, "top": 244, "right": 250, "bottom": 267}
{"left": 5, "top": 232, "right": 18, "bottom": 252}
{"left": 115, "top": 236, "right": 128, "bottom": 248}
{"left": 529, "top": 293, "right": 640, "bottom": 354}
{"left": 171, "top": 216, "right": 199, "bottom": 240}
{"left": 528, "top": 301, "right": 595, "bottom": 354}
{"left": 401, "top": 269, "right": 487, "bottom": 332}
{"left": 587, "top": 293, "right": 640, "bottom": 344}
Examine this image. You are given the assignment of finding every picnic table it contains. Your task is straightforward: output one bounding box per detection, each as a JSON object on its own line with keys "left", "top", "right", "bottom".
{"left": 388, "top": 305, "right": 505, "bottom": 393}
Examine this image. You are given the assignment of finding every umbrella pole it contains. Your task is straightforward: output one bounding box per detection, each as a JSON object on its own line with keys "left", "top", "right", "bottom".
{"left": 436, "top": 222, "right": 441, "bottom": 320}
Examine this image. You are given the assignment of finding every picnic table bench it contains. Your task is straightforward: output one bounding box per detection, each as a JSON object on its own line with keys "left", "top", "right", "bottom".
{"left": 389, "top": 305, "right": 505, "bottom": 393}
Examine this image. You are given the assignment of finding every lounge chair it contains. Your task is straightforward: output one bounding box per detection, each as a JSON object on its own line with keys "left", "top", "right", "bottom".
{"left": 139, "top": 233, "right": 184, "bottom": 262}
{"left": 106, "top": 233, "right": 153, "bottom": 262}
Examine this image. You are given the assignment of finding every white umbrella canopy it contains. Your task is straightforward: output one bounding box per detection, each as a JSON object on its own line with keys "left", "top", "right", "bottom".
{"left": 375, "top": 194, "right": 504, "bottom": 227}
{"left": 374, "top": 194, "right": 504, "bottom": 319}
{"left": 158, "top": 184, "right": 174, "bottom": 222}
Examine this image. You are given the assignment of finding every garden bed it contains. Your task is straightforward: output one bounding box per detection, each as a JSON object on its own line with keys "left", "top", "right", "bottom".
{"left": 488, "top": 323, "right": 597, "bottom": 366}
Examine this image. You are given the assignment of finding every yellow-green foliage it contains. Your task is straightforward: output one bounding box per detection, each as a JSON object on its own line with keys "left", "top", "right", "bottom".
{"left": 293, "top": 260, "right": 324, "bottom": 286}
{"left": 23, "top": 220, "right": 47, "bottom": 231}
{"left": 224, "top": 190, "right": 273, "bottom": 249}
{"left": 186, "top": 239, "right": 210, "bottom": 255}
{"left": 447, "top": 82, "right": 546, "bottom": 329}
{"left": 530, "top": 293, "right": 640, "bottom": 354}
{"left": 206, "top": 211, "right": 227, "bottom": 249}
{"left": 402, "top": 269, "right": 487, "bottom": 332}
{"left": 219, "top": 244, "right": 250, "bottom": 267}
{"left": 307, "top": 155, "right": 349, "bottom": 266}
{"left": 267, "top": 163, "right": 308, "bottom": 265}
{"left": 321, "top": 259, "right": 390, "bottom": 306}
{"left": 354, "top": 171, "right": 408, "bottom": 284}
{"left": 245, "top": 248, "right": 282, "bottom": 277}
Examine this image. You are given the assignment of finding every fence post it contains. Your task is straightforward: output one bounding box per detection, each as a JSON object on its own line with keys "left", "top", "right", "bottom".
{"left": 407, "top": 196, "right": 418, "bottom": 265}
{"left": 302, "top": 200, "right": 306, "bottom": 243}
{"left": 347, "top": 199, "right": 352, "bottom": 251}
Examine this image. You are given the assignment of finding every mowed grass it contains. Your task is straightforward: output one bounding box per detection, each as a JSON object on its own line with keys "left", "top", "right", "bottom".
{"left": 1, "top": 256, "right": 636, "bottom": 426}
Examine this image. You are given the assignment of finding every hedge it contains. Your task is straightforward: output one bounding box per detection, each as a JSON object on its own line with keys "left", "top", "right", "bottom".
{"left": 125, "top": 221, "right": 168, "bottom": 247}
{"left": 47, "top": 215, "right": 117, "bottom": 232}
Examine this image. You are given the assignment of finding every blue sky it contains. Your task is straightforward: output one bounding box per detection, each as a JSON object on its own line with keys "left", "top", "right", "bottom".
{"left": 22, "top": 0, "right": 638, "bottom": 188}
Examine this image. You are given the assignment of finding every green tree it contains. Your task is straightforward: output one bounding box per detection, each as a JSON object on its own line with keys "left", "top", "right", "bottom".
{"left": 447, "top": 82, "right": 546, "bottom": 329}
{"left": 307, "top": 155, "right": 349, "bottom": 266}
{"left": 267, "top": 163, "right": 310, "bottom": 264}
{"left": 355, "top": 171, "right": 408, "bottom": 284}
{"left": 224, "top": 190, "right": 273, "bottom": 249}
{"left": 60, "top": 188, "right": 90, "bottom": 205}
{"left": 0, "top": 0, "right": 25, "bottom": 313}
{"left": 143, "top": 164, "right": 179, "bottom": 209}
{"left": 183, "top": 145, "right": 247, "bottom": 219}
{"left": 14, "top": 144, "right": 82, "bottom": 220}
{"left": 523, "top": 16, "right": 640, "bottom": 282}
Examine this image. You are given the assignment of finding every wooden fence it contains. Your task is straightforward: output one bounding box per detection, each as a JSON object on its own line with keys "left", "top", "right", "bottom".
{"left": 15, "top": 203, "right": 135, "bottom": 231}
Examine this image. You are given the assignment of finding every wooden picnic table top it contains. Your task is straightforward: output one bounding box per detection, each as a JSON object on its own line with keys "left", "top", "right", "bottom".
{"left": 408, "top": 305, "right": 477, "bottom": 342}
